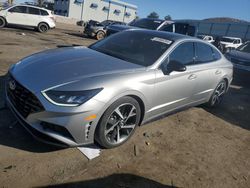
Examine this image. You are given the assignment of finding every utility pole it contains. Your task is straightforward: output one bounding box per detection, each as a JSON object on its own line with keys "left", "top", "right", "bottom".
{"left": 107, "top": 1, "right": 111, "bottom": 20}
{"left": 80, "top": 1, "right": 84, "bottom": 20}
{"left": 123, "top": 6, "right": 126, "bottom": 23}
{"left": 8, "top": 0, "right": 14, "bottom": 5}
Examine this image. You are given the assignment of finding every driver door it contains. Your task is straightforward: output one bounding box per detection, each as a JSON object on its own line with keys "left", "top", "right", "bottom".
{"left": 149, "top": 42, "right": 199, "bottom": 117}
{"left": 6, "top": 6, "right": 28, "bottom": 25}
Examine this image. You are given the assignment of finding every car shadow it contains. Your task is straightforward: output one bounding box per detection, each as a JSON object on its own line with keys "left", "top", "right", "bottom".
{"left": 3, "top": 25, "right": 38, "bottom": 34}
{"left": 0, "top": 75, "right": 61, "bottom": 153}
{"left": 39, "top": 173, "right": 177, "bottom": 188}
{"left": 64, "top": 32, "right": 96, "bottom": 40}
{"left": 205, "top": 74, "right": 250, "bottom": 131}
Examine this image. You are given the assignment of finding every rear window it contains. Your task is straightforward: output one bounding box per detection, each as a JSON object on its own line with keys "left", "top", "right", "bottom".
{"left": 195, "top": 42, "right": 214, "bottom": 64}
{"left": 212, "top": 47, "right": 221, "bottom": 61}
{"left": 221, "top": 37, "right": 234, "bottom": 43}
{"left": 41, "top": 9, "right": 49, "bottom": 16}
{"left": 89, "top": 31, "right": 173, "bottom": 67}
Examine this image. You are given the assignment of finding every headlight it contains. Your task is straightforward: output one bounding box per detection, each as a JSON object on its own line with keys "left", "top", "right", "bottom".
{"left": 42, "top": 88, "right": 103, "bottom": 106}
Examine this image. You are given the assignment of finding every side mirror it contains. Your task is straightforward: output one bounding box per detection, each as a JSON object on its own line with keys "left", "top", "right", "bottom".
{"left": 161, "top": 60, "right": 186, "bottom": 75}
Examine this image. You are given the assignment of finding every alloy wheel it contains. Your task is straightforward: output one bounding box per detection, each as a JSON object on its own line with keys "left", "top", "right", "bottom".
{"left": 211, "top": 81, "right": 226, "bottom": 106}
{"left": 104, "top": 103, "right": 137, "bottom": 145}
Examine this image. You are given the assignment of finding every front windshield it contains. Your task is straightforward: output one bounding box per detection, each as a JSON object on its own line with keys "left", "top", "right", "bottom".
{"left": 129, "top": 19, "right": 163, "bottom": 30}
{"left": 221, "top": 37, "right": 235, "bottom": 43}
{"left": 236, "top": 42, "right": 250, "bottom": 53}
{"left": 89, "top": 30, "right": 173, "bottom": 67}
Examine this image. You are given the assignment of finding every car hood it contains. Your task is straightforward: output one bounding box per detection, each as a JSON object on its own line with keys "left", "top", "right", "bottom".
{"left": 226, "top": 50, "right": 250, "bottom": 60}
{"left": 10, "top": 46, "right": 143, "bottom": 93}
{"left": 107, "top": 24, "right": 136, "bottom": 32}
{"left": 0, "top": 9, "right": 6, "bottom": 16}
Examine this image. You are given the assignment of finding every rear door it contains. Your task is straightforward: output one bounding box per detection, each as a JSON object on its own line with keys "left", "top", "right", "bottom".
{"left": 26, "top": 7, "right": 42, "bottom": 27}
{"left": 191, "top": 42, "right": 223, "bottom": 101}
{"left": 6, "top": 6, "right": 28, "bottom": 25}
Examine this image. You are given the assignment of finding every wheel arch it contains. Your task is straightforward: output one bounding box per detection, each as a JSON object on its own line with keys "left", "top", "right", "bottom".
{"left": 95, "top": 90, "right": 147, "bottom": 131}
{"left": 38, "top": 22, "right": 50, "bottom": 29}
{"left": 127, "top": 94, "right": 145, "bottom": 126}
{"left": 0, "top": 16, "right": 7, "bottom": 24}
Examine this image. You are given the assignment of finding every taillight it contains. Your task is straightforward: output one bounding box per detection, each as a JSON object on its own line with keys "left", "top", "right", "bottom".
{"left": 50, "top": 16, "right": 56, "bottom": 22}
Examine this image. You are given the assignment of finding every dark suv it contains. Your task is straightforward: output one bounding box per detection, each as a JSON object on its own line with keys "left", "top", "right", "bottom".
{"left": 106, "top": 18, "right": 198, "bottom": 38}
{"left": 84, "top": 20, "right": 125, "bottom": 40}
{"left": 106, "top": 18, "right": 168, "bottom": 36}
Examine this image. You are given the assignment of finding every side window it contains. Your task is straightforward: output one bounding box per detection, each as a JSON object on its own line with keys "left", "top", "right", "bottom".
{"left": 41, "top": 10, "right": 49, "bottom": 16}
{"left": 169, "top": 42, "right": 195, "bottom": 65}
{"left": 28, "top": 7, "right": 40, "bottom": 15}
{"left": 212, "top": 47, "right": 221, "bottom": 61}
{"left": 175, "top": 23, "right": 188, "bottom": 35}
{"left": 195, "top": 42, "right": 214, "bottom": 64}
{"left": 159, "top": 24, "right": 173, "bottom": 32}
{"left": 9, "top": 6, "right": 27, "bottom": 13}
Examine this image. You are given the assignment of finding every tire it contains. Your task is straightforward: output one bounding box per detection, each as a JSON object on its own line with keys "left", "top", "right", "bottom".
{"left": 206, "top": 80, "right": 227, "bottom": 108}
{"left": 0, "top": 17, "right": 6, "bottom": 28}
{"left": 38, "top": 22, "right": 49, "bottom": 33}
{"left": 96, "top": 31, "right": 105, "bottom": 40}
{"left": 95, "top": 96, "right": 141, "bottom": 149}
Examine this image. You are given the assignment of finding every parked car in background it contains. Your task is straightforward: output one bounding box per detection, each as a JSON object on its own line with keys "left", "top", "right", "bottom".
{"left": 225, "top": 41, "right": 250, "bottom": 74}
{"left": 106, "top": 18, "right": 169, "bottom": 36}
{"left": 219, "top": 36, "right": 243, "bottom": 53}
{"left": 6, "top": 30, "right": 233, "bottom": 148}
{"left": 198, "top": 35, "right": 215, "bottom": 43}
{"left": 84, "top": 19, "right": 125, "bottom": 40}
{"left": 158, "top": 22, "right": 198, "bottom": 37}
{"left": 0, "top": 4, "right": 55, "bottom": 32}
{"left": 107, "top": 18, "right": 197, "bottom": 37}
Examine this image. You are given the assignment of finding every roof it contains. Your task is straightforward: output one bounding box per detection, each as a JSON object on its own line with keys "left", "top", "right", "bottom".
{"left": 17, "top": 4, "right": 49, "bottom": 11}
{"left": 222, "top": 36, "right": 241, "bottom": 39}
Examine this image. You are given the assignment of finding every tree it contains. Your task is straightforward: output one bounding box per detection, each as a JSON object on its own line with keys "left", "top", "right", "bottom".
{"left": 164, "top": 15, "right": 172, "bottom": 20}
{"left": 147, "top": 12, "right": 159, "bottom": 19}
{"left": 7, "top": 0, "right": 14, "bottom": 5}
{"left": 37, "top": 0, "right": 45, "bottom": 6}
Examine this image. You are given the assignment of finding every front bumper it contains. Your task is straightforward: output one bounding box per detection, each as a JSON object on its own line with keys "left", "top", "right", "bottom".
{"left": 5, "top": 77, "right": 105, "bottom": 147}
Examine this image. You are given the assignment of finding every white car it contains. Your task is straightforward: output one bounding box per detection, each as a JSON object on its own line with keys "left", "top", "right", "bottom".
{"left": 198, "top": 35, "right": 215, "bottom": 43}
{"left": 219, "top": 36, "right": 243, "bottom": 50}
{"left": 0, "top": 4, "right": 55, "bottom": 32}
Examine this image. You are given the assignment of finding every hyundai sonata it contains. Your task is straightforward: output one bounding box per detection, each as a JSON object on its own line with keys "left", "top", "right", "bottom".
{"left": 6, "top": 30, "right": 233, "bottom": 148}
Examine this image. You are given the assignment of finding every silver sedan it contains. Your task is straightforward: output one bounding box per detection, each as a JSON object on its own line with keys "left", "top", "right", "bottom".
{"left": 6, "top": 30, "right": 233, "bottom": 148}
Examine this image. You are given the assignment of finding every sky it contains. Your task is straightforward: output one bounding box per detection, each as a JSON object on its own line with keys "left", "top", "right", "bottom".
{"left": 124, "top": 0, "right": 250, "bottom": 21}
{"left": 13, "top": 0, "right": 250, "bottom": 21}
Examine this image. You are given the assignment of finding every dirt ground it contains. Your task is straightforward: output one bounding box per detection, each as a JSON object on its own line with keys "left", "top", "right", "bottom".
{"left": 0, "top": 24, "right": 250, "bottom": 188}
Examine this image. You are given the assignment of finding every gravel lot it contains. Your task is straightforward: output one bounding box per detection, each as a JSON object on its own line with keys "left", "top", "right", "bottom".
{"left": 0, "top": 24, "right": 250, "bottom": 188}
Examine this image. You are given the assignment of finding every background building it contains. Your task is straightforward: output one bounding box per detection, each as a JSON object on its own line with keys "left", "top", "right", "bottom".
{"left": 54, "top": 0, "right": 137, "bottom": 23}
{"left": 177, "top": 19, "right": 250, "bottom": 41}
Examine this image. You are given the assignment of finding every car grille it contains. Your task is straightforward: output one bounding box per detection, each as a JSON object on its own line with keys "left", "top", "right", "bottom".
{"left": 231, "top": 58, "right": 250, "bottom": 66}
{"left": 6, "top": 75, "right": 45, "bottom": 118}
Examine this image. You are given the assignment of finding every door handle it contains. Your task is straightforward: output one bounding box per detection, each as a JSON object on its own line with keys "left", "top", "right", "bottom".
{"left": 215, "top": 70, "right": 222, "bottom": 75}
{"left": 188, "top": 74, "right": 197, "bottom": 80}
